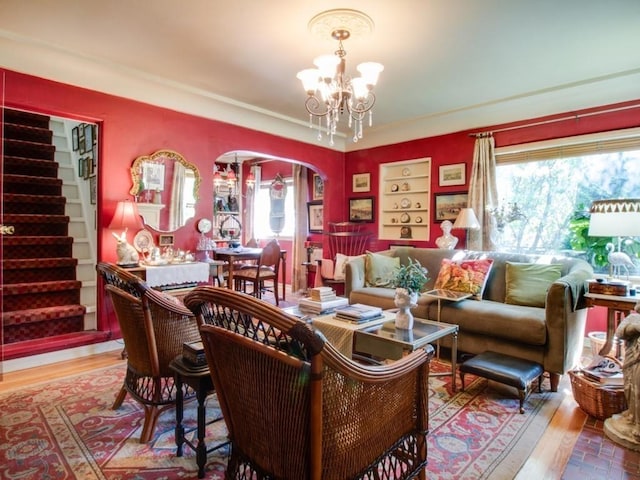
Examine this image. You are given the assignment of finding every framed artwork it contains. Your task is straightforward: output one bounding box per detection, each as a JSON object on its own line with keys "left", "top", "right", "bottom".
{"left": 72, "top": 126, "right": 79, "bottom": 151}
{"left": 349, "top": 197, "right": 374, "bottom": 223}
{"left": 83, "top": 157, "right": 92, "bottom": 180}
{"left": 434, "top": 192, "right": 468, "bottom": 222}
{"left": 312, "top": 173, "right": 324, "bottom": 200}
{"left": 307, "top": 201, "right": 323, "bottom": 233}
{"left": 352, "top": 172, "right": 371, "bottom": 192}
{"left": 158, "top": 234, "right": 175, "bottom": 246}
{"left": 78, "top": 157, "right": 85, "bottom": 178}
{"left": 78, "top": 125, "right": 85, "bottom": 154}
{"left": 142, "top": 163, "right": 165, "bottom": 191}
{"left": 89, "top": 175, "right": 97, "bottom": 205}
{"left": 439, "top": 163, "right": 466, "bottom": 186}
{"left": 83, "top": 124, "right": 94, "bottom": 153}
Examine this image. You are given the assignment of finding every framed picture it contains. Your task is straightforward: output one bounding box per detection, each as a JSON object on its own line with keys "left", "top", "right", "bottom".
{"left": 349, "top": 196, "right": 374, "bottom": 223}
{"left": 307, "top": 201, "right": 323, "bottom": 233}
{"left": 312, "top": 173, "right": 324, "bottom": 200}
{"left": 158, "top": 234, "right": 175, "bottom": 246}
{"left": 72, "top": 126, "right": 79, "bottom": 151}
{"left": 142, "top": 162, "right": 165, "bottom": 191}
{"left": 89, "top": 175, "right": 97, "bottom": 205}
{"left": 83, "top": 124, "right": 94, "bottom": 153}
{"left": 83, "top": 157, "right": 92, "bottom": 180}
{"left": 352, "top": 172, "right": 371, "bottom": 192}
{"left": 434, "top": 192, "right": 468, "bottom": 222}
{"left": 439, "top": 163, "right": 466, "bottom": 186}
{"left": 78, "top": 157, "right": 85, "bottom": 178}
{"left": 78, "top": 126, "right": 85, "bottom": 154}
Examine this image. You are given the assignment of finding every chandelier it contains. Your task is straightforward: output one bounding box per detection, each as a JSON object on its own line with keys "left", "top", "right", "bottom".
{"left": 296, "top": 10, "right": 383, "bottom": 146}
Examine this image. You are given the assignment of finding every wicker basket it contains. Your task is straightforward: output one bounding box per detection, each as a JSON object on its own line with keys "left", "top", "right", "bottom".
{"left": 569, "top": 370, "right": 627, "bottom": 420}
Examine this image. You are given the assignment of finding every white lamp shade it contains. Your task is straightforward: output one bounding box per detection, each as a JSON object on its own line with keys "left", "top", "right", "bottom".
{"left": 351, "top": 77, "right": 369, "bottom": 100}
{"left": 357, "top": 62, "right": 384, "bottom": 86}
{"left": 296, "top": 68, "right": 320, "bottom": 93}
{"left": 588, "top": 199, "right": 640, "bottom": 237}
{"left": 313, "top": 54, "right": 340, "bottom": 79}
{"left": 453, "top": 208, "right": 480, "bottom": 230}
{"left": 108, "top": 200, "right": 143, "bottom": 232}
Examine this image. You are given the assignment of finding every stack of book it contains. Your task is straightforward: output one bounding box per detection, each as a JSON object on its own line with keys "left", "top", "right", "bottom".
{"left": 183, "top": 341, "right": 207, "bottom": 367}
{"left": 298, "top": 296, "right": 349, "bottom": 314}
{"left": 309, "top": 286, "right": 337, "bottom": 302}
{"left": 334, "top": 303, "right": 384, "bottom": 323}
{"left": 581, "top": 355, "right": 624, "bottom": 387}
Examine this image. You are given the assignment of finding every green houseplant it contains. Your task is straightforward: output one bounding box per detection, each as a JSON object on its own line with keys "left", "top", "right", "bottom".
{"left": 393, "top": 259, "right": 429, "bottom": 329}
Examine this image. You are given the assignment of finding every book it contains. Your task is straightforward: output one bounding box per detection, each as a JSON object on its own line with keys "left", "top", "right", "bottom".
{"left": 581, "top": 369, "right": 624, "bottom": 386}
{"left": 298, "top": 296, "right": 349, "bottom": 314}
{"left": 334, "top": 312, "right": 384, "bottom": 324}
{"left": 183, "top": 341, "right": 207, "bottom": 366}
{"left": 309, "top": 287, "right": 337, "bottom": 302}
{"left": 334, "top": 303, "right": 383, "bottom": 320}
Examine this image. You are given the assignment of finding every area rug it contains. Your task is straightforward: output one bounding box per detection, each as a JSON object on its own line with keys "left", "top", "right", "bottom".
{"left": 0, "top": 359, "right": 565, "bottom": 479}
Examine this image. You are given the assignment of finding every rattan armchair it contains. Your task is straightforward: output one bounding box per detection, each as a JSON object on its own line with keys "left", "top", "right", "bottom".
{"left": 184, "top": 286, "right": 433, "bottom": 480}
{"left": 97, "top": 262, "right": 201, "bottom": 443}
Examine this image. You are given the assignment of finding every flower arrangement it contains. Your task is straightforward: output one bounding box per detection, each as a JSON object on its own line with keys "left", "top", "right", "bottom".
{"left": 393, "top": 258, "right": 429, "bottom": 295}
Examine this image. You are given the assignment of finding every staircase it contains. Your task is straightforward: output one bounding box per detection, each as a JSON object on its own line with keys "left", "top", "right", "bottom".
{"left": 2, "top": 108, "right": 103, "bottom": 360}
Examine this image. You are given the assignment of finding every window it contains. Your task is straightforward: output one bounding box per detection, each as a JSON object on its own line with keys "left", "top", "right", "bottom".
{"left": 494, "top": 129, "right": 640, "bottom": 273}
{"left": 252, "top": 178, "right": 295, "bottom": 239}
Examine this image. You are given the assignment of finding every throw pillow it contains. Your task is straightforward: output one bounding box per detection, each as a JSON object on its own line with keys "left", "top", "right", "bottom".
{"left": 433, "top": 258, "right": 494, "bottom": 300}
{"left": 333, "top": 253, "right": 360, "bottom": 281}
{"left": 365, "top": 251, "right": 400, "bottom": 287}
{"left": 505, "top": 262, "right": 563, "bottom": 307}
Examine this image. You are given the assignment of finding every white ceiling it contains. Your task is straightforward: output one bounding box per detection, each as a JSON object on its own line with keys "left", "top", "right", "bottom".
{"left": 1, "top": 0, "right": 639, "bottom": 151}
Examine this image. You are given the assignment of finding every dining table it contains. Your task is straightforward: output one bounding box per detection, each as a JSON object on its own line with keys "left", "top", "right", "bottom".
{"left": 214, "top": 246, "right": 287, "bottom": 300}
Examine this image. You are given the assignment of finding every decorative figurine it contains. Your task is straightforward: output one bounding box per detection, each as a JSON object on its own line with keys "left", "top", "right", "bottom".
{"left": 436, "top": 220, "right": 459, "bottom": 249}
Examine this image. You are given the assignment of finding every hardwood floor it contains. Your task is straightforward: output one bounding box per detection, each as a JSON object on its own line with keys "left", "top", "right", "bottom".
{"left": 0, "top": 349, "right": 585, "bottom": 478}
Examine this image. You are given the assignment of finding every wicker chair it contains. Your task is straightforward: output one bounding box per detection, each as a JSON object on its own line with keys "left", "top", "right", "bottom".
{"left": 231, "top": 238, "right": 281, "bottom": 305}
{"left": 98, "top": 262, "right": 201, "bottom": 443}
{"left": 184, "top": 286, "right": 433, "bottom": 480}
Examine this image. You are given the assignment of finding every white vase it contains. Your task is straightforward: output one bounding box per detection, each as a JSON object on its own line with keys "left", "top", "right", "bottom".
{"left": 394, "top": 288, "right": 418, "bottom": 329}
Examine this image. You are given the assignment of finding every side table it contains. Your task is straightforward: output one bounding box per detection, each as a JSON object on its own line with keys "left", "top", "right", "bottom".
{"left": 169, "top": 355, "right": 228, "bottom": 479}
{"left": 585, "top": 292, "right": 637, "bottom": 359}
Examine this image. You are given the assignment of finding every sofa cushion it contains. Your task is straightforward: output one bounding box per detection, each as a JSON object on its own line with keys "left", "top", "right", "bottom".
{"left": 505, "top": 262, "right": 563, "bottom": 307}
{"left": 365, "top": 251, "right": 400, "bottom": 287}
{"left": 334, "top": 253, "right": 361, "bottom": 281}
{"left": 433, "top": 258, "right": 494, "bottom": 300}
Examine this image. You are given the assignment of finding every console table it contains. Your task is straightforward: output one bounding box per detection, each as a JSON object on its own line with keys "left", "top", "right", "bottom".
{"left": 128, "top": 262, "right": 210, "bottom": 298}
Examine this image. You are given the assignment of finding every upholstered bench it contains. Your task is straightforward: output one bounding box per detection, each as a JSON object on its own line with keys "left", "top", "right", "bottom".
{"left": 459, "top": 351, "right": 544, "bottom": 413}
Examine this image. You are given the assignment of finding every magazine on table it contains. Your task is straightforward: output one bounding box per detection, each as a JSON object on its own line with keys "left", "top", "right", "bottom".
{"left": 334, "top": 303, "right": 383, "bottom": 322}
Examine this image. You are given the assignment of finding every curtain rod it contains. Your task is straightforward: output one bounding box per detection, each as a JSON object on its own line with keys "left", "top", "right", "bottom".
{"left": 468, "top": 103, "right": 640, "bottom": 137}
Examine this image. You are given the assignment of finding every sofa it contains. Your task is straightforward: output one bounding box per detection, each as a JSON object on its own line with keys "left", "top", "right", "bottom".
{"left": 345, "top": 247, "right": 594, "bottom": 391}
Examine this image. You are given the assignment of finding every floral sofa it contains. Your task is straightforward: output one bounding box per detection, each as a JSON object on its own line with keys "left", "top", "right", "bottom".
{"left": 345, "top": 247, "right": 594, "bottom": 391}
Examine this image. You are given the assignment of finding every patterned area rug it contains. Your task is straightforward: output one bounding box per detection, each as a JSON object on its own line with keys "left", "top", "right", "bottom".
{"left": 0, "top": 359, "right": 565, "bottom": 479}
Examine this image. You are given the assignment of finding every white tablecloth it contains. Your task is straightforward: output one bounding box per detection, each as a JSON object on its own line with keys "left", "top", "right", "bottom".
{"left": 144, "top": 262, "right": 210, "bottom": 287}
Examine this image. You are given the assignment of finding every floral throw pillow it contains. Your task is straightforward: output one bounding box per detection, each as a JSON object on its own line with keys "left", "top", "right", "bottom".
{"left": 433, "top": 258, "right": 494, "bottom": 300}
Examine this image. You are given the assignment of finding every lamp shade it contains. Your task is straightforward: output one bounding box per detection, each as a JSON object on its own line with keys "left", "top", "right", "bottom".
{"left": 108, "top": 200, "right": 144, "bottom": 231}
{"left": 588, "top": 199, "right": 640, "bottom": 237}
{"left": 453, "top": 208, "right": 480, "bottom": 230}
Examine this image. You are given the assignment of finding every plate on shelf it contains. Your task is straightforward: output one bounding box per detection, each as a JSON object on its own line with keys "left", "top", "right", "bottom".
{"left": 390, "top": 183, "right": 399, "bottom": 192}
{"left": 401, "top": 182, "right": 410, "bottom": 191}
{"left": 402, "top": 167, "right": 411, "bottom": 176}
{"left": 197, "top": 218, "right": 212, "bottom": 234}
{"left": 400, "top": 213, "right": 411, "bottom": 223}
{"left": 400, "top": 198, "right": 411, "bottom": 209}
{"left": 133, "top": 229, "right": 155, "bottom": 252}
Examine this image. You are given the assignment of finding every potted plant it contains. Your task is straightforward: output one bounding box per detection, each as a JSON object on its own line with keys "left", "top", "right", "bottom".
{"left": 392, "top": 259, "right": 429, "bottom": 329}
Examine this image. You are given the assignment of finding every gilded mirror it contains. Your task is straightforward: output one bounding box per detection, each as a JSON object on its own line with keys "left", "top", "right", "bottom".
{"left": 129, "top": 149, "right": 200, "bottom": 232}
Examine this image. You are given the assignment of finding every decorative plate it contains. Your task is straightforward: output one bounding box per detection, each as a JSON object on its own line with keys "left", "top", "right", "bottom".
{"left": 133, "top": 229, "right": 154, "bottom": 252}
{"left": 400, "top": 212, "right": 411, "bottom": 223}
{"left": 391, "top": 183, "right": 399, "bottom": 192}
{"left": 400, "top": 198, "right": 411, "bottom": 209}
{"left": 197, "top": 218, "right": 212, "bottom": 234}
{"left": 402, "top": 167, "right": 411, "bottom": 176}
{"left": 415, "top": 216, "right": 423, "bottom": 223}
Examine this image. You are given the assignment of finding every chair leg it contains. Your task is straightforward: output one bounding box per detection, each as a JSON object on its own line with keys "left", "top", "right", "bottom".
{"left": 140, "top": 405, "right": 161, "bottom": 443}
{"left": 112, "top": 384, "right": 127, "bottom": 409}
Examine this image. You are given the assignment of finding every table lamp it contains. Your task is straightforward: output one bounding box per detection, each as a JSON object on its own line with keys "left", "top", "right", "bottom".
{"left": 453, "top": 208, "right": 480, "bottom": 248}
{"left": 108, "top": 199, "right": 144, "bottom": 267}
{"left": 588, "top": 198, "right": 640, "bottom": 278}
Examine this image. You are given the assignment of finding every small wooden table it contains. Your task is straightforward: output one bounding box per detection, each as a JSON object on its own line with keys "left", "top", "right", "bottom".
{"left": 585, "top": 292, "right": 637, "bottom": 358}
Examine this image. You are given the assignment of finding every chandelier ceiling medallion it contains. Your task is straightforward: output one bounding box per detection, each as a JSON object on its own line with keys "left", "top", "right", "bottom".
{"left": 297, "top": 9, "right": 383, "bottom": 146}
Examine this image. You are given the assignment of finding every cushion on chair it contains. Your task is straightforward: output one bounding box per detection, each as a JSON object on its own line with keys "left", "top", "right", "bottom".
{"left": 505, "top": 262, "right": 563, "bottom": 307}
{"left": 333, "top": 253, "right": 361, "bottom": 281}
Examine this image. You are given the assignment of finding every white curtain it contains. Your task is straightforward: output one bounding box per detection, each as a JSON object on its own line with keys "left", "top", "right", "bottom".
{"left": 468, "top": 134, "right": 498, "bottom": 250}
{"left": 169, "top": 162, "right": 186, "bottom": 231}
{"left": 244, "top": 165, "right": 261, "bottom": 243}
{"left": 292, "top": 164, "right": 308, "bottom": 293}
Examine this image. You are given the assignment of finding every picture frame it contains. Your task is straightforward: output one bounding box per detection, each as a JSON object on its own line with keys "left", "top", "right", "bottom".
{"left": 142, "top": 162, "right": 165, "bottom": 191}
{"left": 83, "top": 124, "right": 94, "bottom": 153}
{"left": 89, "top": 175, "right": 97, "bottom": 205}
{"left": 434, "top": 192, "right": 468, "bottom": 222}
{"left": 352, "top": 172, "right": 371, "bottom": 192}
{"left": 78, "top": 157, "right": 85, "bottom": 178}
{"left": 83, "top": 157, "right": 92, "bottom": 180}
{"left": 78, "top": 126, "right": 85, "bottom": 154}
{"left": 158, "top": 234, "right": 175, "bottom": 246}
{"left": 307, "top": 201, "right": 323, "bottom": 233}
{"left": 312, "top": 173, "right": 324, "bottom": 200}
{"left": 439, "top": 163, "right": 466, "bottom": 186}
{"left": 72, "top": 126, "right": 79, "bottom": 151}
{"left": 349, "top": 196, "right": 375, "bottom": 223}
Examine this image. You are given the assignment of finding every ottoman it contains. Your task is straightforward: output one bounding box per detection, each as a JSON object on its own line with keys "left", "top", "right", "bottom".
{"left": 459, "top": 351, "right": 544, "bottom": 413}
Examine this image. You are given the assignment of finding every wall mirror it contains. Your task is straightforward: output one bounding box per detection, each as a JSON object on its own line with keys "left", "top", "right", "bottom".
{"left": 129, "top": 149, "right": 200, "bottom": 232}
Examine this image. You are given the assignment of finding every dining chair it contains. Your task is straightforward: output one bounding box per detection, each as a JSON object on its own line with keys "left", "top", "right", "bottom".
{"left": 184, "top": 286, "right": 433, "bottom": 480}
{"left": 232, "top": 238, "right": 281, "bottom": 305}
{"left": 98, "top": 263, "right": 202, "bottom": 443}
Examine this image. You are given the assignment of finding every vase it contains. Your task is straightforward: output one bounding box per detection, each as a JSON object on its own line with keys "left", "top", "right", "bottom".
{"left": 394, "top": 288, "right": 418, "bottom": 329}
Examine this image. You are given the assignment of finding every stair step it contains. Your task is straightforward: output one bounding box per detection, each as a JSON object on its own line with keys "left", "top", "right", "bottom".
{"left": 2, "top": 331, "right": 110, "bottom": 361}
{"left": 3, "top": 173, "right": 62, "bottom": 196}
{"left": 3, "top": 138, "right": 56, "bottom": 161}
{"left": 3, "top": 214, "right": 69, "bottom": 236}
{"left": 2, "top": 257, "right": 78, "bottom": 284}
{"left": 3, "top": 155, "right": 59, "bottom": 177}
{"left": 3, "top": 108, "right": 50, "bottom": 128}
{"left": 2, "top": 236, "right": 74, "bottom": 259}
{"left": 2, "top": 280, "right": 82, "bottom": 311}
{"left": 4, "top": 122, "right": 53, "bottom": 144}
{"left": 3, "top": 193, "right": 66, "bottom": 215}
{"left": 2, "top": 304, "right": 86, "bottom": 344}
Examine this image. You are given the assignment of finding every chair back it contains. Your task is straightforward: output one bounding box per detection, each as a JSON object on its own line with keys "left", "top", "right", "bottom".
{"left": 97, "top": 261, "right": 144, "bottom": 298}
{"left": 326, "top": 222, "right": 370, "bottom": 259}
{"left": 257, "top": 238, "right": 281, "bottom": 277}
